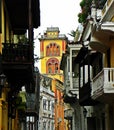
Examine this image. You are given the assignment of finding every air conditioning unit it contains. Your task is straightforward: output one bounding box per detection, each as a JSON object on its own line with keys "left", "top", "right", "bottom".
{"left": 66, "top": 80, "right": 70, "bottom": 86}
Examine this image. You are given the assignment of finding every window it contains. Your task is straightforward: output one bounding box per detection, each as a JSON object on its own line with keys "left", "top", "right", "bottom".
{"left": 80, "top": 65, "right": 92, "bottom": 87}
{"left": 46, "top": 43, "right": 60, "bottom": 56}
{"left": 55, "top": 63, "right": 59, "bottom": 73}
{"left": 43, "top": 99, "right": 47, "bottom": 110}
{"left": 48, "top": 63, "right": 52, "bottom": 73}
{"left": 48, "top": 121, "right": 50, "bottom": 130}
{"left": 51, "top": 122, "right": 54, "bottom": 130}
{"left": 48, "top": 100, "right": 51, "bottom": 110}
{"left": 46, "top": 58, "right": 60, "bottom": 74}
{"left": 51, "top": 102, "right": 54, "bottom": 113}
{"left": 43, "top": 121, "right": 46, "bottom": 130}
{"left": 67, "top": 57, "right": 70, "bottom": 72}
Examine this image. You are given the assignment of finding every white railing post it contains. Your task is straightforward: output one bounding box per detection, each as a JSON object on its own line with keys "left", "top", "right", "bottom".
{"left": 104, "top": 68, "right": 108, "bottom": 83}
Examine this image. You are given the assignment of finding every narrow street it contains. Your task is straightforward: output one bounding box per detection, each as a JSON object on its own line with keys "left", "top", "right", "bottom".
{"left": 0, "top": 0, "right": 114, "bottom": 130}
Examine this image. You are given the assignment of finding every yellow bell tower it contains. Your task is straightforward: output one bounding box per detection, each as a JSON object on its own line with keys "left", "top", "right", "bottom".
{"left": 39, "top": 27, "right": 68, "bottom": 130}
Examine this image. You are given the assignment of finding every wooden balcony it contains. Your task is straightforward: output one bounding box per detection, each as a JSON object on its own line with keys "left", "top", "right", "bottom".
{"left": 2, "top": 43, "right": 35, "bottom": 93}
{"left": 79, "top": 82, "right": 98, "bottom": 106}
{"left": 74, "top": 47, "right": 99, "bottom": 106}
{"left": 92, "top": 68, "right": 114, "bottom": 103}
{"left": 26, "top": 93, "right": 38, "bottom": 116}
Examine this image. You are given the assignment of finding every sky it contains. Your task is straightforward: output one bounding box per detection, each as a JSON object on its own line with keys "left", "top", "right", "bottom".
{"left": 34, "top": 0, "right": 81, "bottom": 67}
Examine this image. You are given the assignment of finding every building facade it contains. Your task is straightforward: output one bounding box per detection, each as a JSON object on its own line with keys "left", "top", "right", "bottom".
{"left": 60, "top": 42, "right": 84, "bottom": 130}
{"left": 61, "top": 0, "right": 114, "bottom": 130}
{"left": 39, "top": 27, "right": 68, "bottom": 130}
{"left": 77, "top": 0, "right": 114, "bottom": 130}
{"left": 39, "top": 75, "right": 55, "bottom": 130}
{"left": 0, "top": 0, "right": 40, "bottom": 130}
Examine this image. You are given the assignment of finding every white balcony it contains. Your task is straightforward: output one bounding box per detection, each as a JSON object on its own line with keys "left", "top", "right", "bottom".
{"left": 65, "top": 78, "right": 79, "bottom": 98}
{"left": 92, "top": 68, "right": 114, "bottom": 103}
{"left": 89, "top": 21, "right": 114, "bottom": 53}
{"left": 89, "top": 0, "right": 114, "bottom": 53}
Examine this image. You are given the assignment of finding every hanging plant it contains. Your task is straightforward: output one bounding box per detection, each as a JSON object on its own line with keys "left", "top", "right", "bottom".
{"left": 78, "top": 0, "right": 92, "bottom": 24}
{"left": 80, "top": 0, "right": 86, "bottom": 9}
{"left": 78, "top": 12, "right": 87, "bottom": 24}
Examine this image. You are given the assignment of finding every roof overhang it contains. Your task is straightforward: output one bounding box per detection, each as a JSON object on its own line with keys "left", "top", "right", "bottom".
{"left": 89, "top": 22, "right": 114, "bottom": 53}
{"left": 5, "top": 0, "right": 40, "bottom": 34}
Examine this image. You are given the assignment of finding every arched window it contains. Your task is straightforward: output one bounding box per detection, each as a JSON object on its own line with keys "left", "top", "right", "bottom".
{"left": 48, "top": 63, "right": 52, "bottom": 73}
{"left": 46, "top": 43, "right": 60, "bottom": 56}
{"left": 46, "top": 58, "right": 60, "bottom": 74}
{"left": 56, "top": 46, "right": 60, "bottom": 56}
{"left": 55, "top": 63, "right": 59, "bottom": 73}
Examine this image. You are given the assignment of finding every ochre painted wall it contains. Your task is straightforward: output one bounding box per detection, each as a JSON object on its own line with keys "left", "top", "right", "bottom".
{"left": 40, "top": 39, "right": 66, "bottom": 75}
{"left": 0, "top": 1, "right": 18, "bottom": 130}
{"left": 109, "top": 40, "right": 114, "bottom": 67}
{"left": 102, "top": 39, "right": 114, "bottom": 68}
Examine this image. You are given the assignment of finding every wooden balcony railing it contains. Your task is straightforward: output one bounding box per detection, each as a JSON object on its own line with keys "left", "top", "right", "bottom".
{"left": 2, "top": 43, "right": 32, "bottom": 63}
{"left": 79, "top": 81, "right": 99, "bottom": 106}
{"left": 2, "top": 43, "right": 35, "bottom": 93}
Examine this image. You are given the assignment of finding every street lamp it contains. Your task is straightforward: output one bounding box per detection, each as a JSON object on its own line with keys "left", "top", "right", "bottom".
{"left": 0, "top": 73, "right": 6, "bottom": 97}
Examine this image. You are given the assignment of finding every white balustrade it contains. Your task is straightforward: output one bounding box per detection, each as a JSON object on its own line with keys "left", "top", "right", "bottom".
{"left": 92, "top": 68, "right": 114, "bottom": 99}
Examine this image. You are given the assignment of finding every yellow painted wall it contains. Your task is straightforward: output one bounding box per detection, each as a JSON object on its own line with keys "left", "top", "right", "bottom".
{"left": 102, "top": 38, "right": 114, "bottom": 68}
{"left": 1, "top": 0, "right": 13, "bottom": 53}
{"left": 0, "top": 1, "right": 16, "bottom": 130}
{"left": 109, "top": 39, "right": 114, "bottom": 67}
{"left": 40, "top": 39, "right": 65, "bottom": 75}
{"left": 1, "top": 0, "right": 5, "bottom": 44}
